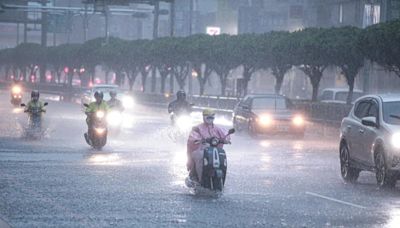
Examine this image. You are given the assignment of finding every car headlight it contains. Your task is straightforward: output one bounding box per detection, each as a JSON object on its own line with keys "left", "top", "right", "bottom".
{"left": 391, "top": 133, "right": 400, "bottom": 149}
{"left": 96, "top": 111, "right": 105, "bottom": 119}
{"left": 176, "top": 115, "right": 192, "bottom": 130}
{"left": 107, "top": 111, "right": 122, "bottom": 126}
{"left": 258, "top": 114, "right": 273, "bottom": 126}
{"left": 292, "top": 115, "right": 305, "bottom": 126}
{"left": 12, "top": 86, "right": 21, "bottom": 94}
{"left": 122, "top": 96, "right": 135, "bottom": 109}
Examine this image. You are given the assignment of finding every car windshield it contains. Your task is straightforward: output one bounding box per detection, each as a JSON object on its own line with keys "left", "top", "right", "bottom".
{"left": 335, "top": 91, "right": 363, "bottom": 102}
{"left": 383, "top": 101, "right": 400, "bottom": 125}
{"left": 252, "top": 97, "right": 288, "bottom": 110}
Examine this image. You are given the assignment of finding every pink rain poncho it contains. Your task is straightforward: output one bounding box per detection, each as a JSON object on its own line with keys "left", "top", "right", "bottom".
{"left": 186, "top": 123, "right": 230, "bottom": 182}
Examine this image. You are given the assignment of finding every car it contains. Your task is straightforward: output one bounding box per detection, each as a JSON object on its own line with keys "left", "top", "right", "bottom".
{"left": 232, "top": 94, "right": 306, "bottom": 137}
{"left": 340, "top": 94, "right": 400, "bottom": 188}
{"left": 319, "top": 88, "right": 363, "bottom": 104}
{"left": 81, "top": 84, "right": 134, "bottom": 109}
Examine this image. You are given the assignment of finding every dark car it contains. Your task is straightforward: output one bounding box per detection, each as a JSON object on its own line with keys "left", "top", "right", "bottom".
{"left": 232, "top": 94, "right": 306, "bottom": 137}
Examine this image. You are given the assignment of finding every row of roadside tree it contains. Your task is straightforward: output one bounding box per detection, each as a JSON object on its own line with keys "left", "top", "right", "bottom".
{"left": 0, "top": 20, "right": 399, "bottom": 104}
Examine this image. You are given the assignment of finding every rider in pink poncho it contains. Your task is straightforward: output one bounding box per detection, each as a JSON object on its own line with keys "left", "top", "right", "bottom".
{"left": 186, "top": 109, "right": 230, "bottom": 183}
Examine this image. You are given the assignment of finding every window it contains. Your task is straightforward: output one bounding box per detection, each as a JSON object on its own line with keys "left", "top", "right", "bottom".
{"left": 339, "top": 4, "right": 343, "bottom": 24}
{"left": 383, "top": 101, "right": 400, "bottom": 125}
{"left": 320, "top": 91, "right": 334, "bottom": 100}
{"left": 367, "top": 101, "right": 379, "bottom": 118}
{"left": 251, "top": 97, "right": 287, "bottom": 110}
{"left": 354, "top": 101, "right": 371, "bottom": 119}
{"left": 363, "top": 4, "right": 381, "bottom": 28}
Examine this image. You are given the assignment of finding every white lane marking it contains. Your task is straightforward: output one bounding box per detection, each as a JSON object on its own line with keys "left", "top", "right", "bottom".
{"left": 305, "top": 191, "right": 367, "bottom": 209}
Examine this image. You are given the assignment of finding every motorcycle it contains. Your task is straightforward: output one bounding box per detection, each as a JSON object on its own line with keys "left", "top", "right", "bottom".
{"left": 185, "top": 128, "right": 235, "bottom": 195}
{"left": 10, "top": 85, "right": 23, "bottom": 106}
{"left": 20, "top": 102, "right": 48, "bottom": 139}
{"left": 107, "top": 109, "right": 123, "bottom": 135}
{"left": 84, "top": 104, "right": 108, "bottom": 150}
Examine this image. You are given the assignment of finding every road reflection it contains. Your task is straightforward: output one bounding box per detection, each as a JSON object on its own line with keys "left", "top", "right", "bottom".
{"left": 86, "top": 153, "right": 122, "bottom": 166}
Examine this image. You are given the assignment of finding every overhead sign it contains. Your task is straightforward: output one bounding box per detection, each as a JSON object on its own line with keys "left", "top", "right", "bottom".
{"left": 206, "top": 26, "right": 221, "bottom": 36}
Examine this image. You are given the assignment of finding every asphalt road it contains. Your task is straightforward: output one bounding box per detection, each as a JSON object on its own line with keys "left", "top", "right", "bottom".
{"left": 1, "top": 91, "right": 400, "bottom": 227}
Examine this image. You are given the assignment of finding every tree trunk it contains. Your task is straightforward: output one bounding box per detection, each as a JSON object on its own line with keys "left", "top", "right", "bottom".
{"left": 169, "top": 73, "right": 174, "bottom": 94}
{"left": 140, "top": 68, "right": 149, "bottom": 93}
{"left": 274, "top": 74, "right": 284, "bottom": 94}
{"left": 219, "top": 73, "right": 228, "bottom": 96}
{"left": 151, "top": 67, "right": 156, "bottom": 93}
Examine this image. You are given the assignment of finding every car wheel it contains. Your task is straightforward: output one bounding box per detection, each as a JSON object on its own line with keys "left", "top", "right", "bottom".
{"left": 340, "top": 143, "right": 360, "bottom": 183}
{"left": 375, "top": 150, "right": 396, "bottom": 188}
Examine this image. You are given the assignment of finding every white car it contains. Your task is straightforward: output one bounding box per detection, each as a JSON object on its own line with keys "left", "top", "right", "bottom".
{"left": 340, "top": 94, "right": 400, "bottom": 187}
{"left": 320, "top": 88, "right": 363, "bottom": 104}
{"left": 81, "top": 84, "right": 134, "bottom": 109}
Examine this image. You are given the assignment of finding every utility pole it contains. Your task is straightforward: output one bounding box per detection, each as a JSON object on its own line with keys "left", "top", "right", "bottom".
{"left": 104, "top": 2, "right": 110, "bottom": 44}
{"left": 169, "top": 0, "right": 175, "bottom": 37}
{"left": 153, "top": 1, "right": 159, "bottom": 39}
{"left": 40, "top": 0, "right": 49, "bottom": 83}
{"left": 83, "top": 3, "right": 89, "bottom": 42}
{"left": 189, "top": 0, "right": 193, "bottom": 35}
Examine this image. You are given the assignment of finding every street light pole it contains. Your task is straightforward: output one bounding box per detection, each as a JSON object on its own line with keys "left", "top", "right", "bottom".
{"left": 153, "top": 1, "right": 159, "bottom": 39}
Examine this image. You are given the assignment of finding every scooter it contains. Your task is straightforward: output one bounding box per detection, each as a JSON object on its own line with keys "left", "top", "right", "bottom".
{"left": 20, "top": 102, "right": 48, "bottom": 139}
{"left": 84, "top": 104, "right": 108, "bottom": 150}
{"left": 11, "top": 85, "right": 23, "bottom": 106}
{"left": 186, "top": 128, "right": 235, "bottom": 195}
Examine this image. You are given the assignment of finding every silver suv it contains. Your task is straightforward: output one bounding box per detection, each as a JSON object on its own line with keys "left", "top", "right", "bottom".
{"left": 340, "top": 94, "right": 400, "bottom": 188}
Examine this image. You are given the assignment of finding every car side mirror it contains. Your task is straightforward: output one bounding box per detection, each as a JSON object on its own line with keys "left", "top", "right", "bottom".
{"left": 44, "top": 102, "right": 48, "bottom": 106}
{"left": 20, "top": 103, "right": 26, "bottom": 107}
{"left": 362, "top": 116, "right": 377, "bottom": 128}
{"left": 228, "top": 128, "right": 235, "bottom": 135}
{"left": 83, "top": 104, "right": 89, "bottom": 108}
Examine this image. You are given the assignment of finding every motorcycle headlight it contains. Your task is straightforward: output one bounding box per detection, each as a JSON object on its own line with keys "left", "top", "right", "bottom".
{"left": 391, "top": 133, "right": 400, "bottom": 149}
{"left": 292, "top": 115, "right": 305, "bottom": 127}
{"left": 94, "top": 128, "right": 106, "bottom": 135}
{"left": 258, "top": 114, "right": 273, "bottom": 126}
{"left": 96, "top": 111, "right": 105, "bottom": 119}
{"left": 107, "top": 111, "right": 122, "bottom": 126}
{"left": 122, "top": 96, "right": 135, "bottom": 109}
{"left": 12, "top": 86, "right": 21, "bottom": 94}
{"left": 211, "top": 138, "right": 219, "bottom": 146}
{"left": 176, "top": 115, "right": 192, "bottom": 130}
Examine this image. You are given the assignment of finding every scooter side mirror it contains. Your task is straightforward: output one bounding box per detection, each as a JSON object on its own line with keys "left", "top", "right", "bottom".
{"left": 228, "top": 128, "right": 235, "bottom": 135}
{"left": 44, "top": 102, "right": 48, "bottom": 106}
{"left": 20, "top": 103, "right": 26, "bottom": 107}
{"left": 83, "top": 104, "right": 89, "bottom": 108}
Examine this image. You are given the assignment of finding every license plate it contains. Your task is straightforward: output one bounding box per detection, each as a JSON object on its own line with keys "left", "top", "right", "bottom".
{"left": 277, "top": 125, "right": 289, "bottom": 131}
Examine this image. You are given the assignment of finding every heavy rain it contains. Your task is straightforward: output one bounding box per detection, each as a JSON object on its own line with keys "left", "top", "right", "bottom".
{"left": 0, "top": 0, "right": 400, "bottom": 227}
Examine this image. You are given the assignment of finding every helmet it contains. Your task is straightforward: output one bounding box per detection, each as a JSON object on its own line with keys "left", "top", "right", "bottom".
{"left": 94, "top": 91, "right": 104, "bottom": 100}
{"left": 176, "top": 90, "right": 186, "bottom": 100}
{"left": 31, "top": 90, "right": 39, "bottom": 99}
{"left": 109, "top": 91, "right": 117, "bottom": 98}
{"left": 202, "top": 109, "right": 215, "bottom": 117}
{"left": 202, "top": 109, "right": 215, "bottom": 124}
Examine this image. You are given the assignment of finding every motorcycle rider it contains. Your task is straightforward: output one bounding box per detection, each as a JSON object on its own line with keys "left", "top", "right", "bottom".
{"left": 186, "top": 109, "right": 230, "bottom": 184}
{"left": 25, "top": 90, "right": 46, "bottom": 113}
{"left": 84, "top": 91, "right": 109, "bottom": 143}
{"left": 107, "top": 91, "right": 124, "bottom": 111}
{"left": 168, "top": 90, "right": 192, "bottom": 123}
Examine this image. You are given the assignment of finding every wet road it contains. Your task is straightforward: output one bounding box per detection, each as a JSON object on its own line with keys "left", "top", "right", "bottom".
{"left": 1, "top": 91, "right": 400, "bottom": 227}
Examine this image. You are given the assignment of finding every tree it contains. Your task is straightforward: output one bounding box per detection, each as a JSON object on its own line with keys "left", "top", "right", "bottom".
{"left": 14, "top": 43, "right": 46, "bottom": 82}
{"left": 236, "top": 34, "right": 264, "bottom": 96}
{"left": 209, "top": 35, "right": 240, "bottom": 96}
{"left": 186, "top": 34, "right": 214, "bottom": 95}
{"left": 98, "top": 37, "right": 128, "bottom": 86}
{"left": 327, "top": 27, "right": 364, "bottom": 104}
{"left": 266, "top": 32, "right": 293, "bottom": 94}
{"left": 291, "top": 28, "right": 331, "bottom": 101}
{"left": 361, "top": 20, "right": 400, "bottom": 77}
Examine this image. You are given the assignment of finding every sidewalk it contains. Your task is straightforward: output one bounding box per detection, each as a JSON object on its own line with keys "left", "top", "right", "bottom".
{"left": 0, "top": 218, "right": 10, "bottom": 228}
